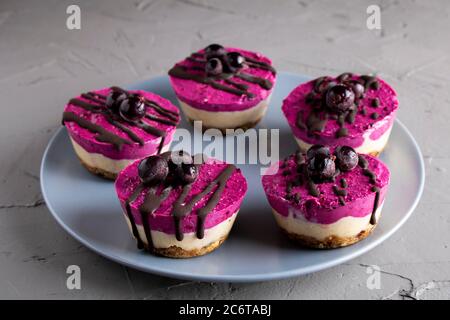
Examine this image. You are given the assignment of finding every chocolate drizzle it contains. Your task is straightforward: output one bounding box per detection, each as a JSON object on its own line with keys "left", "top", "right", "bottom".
{"left": 284, "top": 148, "right": 382, "bottom": 224}
{"left": 306, "top": 112, "right": 328, "bottom": 133}
{"left": 370, "top": 186, "right": 380, "bottom": 224}
{"left": 168, "top": 49, "right": 275, "bottom": 98}
{"left": 235, "top": 73, "right": 273, "bottom": 90}
{"left": 124, "top": 163, "right": 236, "bottom": 250}
{"left": 307, "top": 180, "right": 320, "bottom": 197}
{"left": 125, "top": 184, "right": 146, "bottom": 249}
{"left": 62, "top": 87, "right": 178, "bottom": 152}
{"left": 169, "top": 65, "right": 251, "bottom": 97}
{"left": 139, "top": 186, "right": 173, "bottom": 248}
{"left": 358, "top": 155, "right": 369, "bottom": 169}
{"left": 172, "top": 164, "right": 236, "bottom": 240}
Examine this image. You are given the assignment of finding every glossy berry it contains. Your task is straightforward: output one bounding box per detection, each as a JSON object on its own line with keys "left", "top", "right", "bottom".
{"left": 175, "top": 163, "right": 198, "bottom": 184}
{"left": 138, "top": 156, "right": 169, "bottom": 185}
{"left": 346, "top": 80, "right": 365, "bottom": 99}
{"left": 314, "top": 77, "right": 332, "bottom": 93}
{"left": 334, "top": 146, "right": 358, "bottom": 171}
{"left": 205, "top": 44, "right": 226, "bottom": 59}
{"left": 307, "top": 154, "right": 336, "bottom": 182}
{"left": 119, "top": 94, "right": 146, "bottom": 122}
{"left": 325, "top": 84, "right": 355, "bottom": 113}
{"left": 205, "top": 58, "right": 223, "bottom": 76}
{"left": 226, "top": 52, "right": 245, "bottom": 70}
{"left": 306, "top": 145, "right": 330, "bottom": 160}
{"left": 106, "top": 90, "right": 127, "bottom": 114}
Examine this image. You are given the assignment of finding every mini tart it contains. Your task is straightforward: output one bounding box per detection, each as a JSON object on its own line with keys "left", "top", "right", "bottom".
{"left": 282, "top": 73, "right": 398, "bottom": 156}
{"left": 168, "top": 45, "right": 276, "bottom": 131}
{"left": 261, "top": 150, "right": 390, "bottom": 249}
{"left": 115, "top": 154, "right": 247, "bottom": 258}
{"left": 62, "top": 87, "right": 180, "bottom": 179}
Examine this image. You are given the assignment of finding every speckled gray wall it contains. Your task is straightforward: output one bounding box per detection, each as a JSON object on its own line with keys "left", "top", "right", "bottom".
{"left": 0, "top": 0, "right": 448, "bottom": 299}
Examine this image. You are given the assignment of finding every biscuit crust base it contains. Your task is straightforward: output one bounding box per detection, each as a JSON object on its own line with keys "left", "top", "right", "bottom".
{"left": 187, "top": 116, "right": 263, "bottom": 134}
{"left": 144, "top": 235, "right": 228, "bottom": 258}
{"left": 280, "top": 223, "right": 377, "bottom": 249}
{"left": 78, "top": 156, "right": 117, "bottom": 180}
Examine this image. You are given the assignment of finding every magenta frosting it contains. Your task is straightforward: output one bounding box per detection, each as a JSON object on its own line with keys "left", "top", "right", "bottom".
{"left": 169, "top": 47, "right": 276, "bottom": 112}
{"left": 63, "top": 88, "right": 180, "bottom": 160}
{"left": 282, "top": 75, "right": 398, "bottom": 148}
{"left": 115, "top": 158, "right": 247, "bottom": 235}
{"left": 261, "top": 153, "right": 390, "bottom": 224}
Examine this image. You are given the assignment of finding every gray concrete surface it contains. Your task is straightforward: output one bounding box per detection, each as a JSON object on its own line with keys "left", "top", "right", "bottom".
{"left": 0, "top": 0, "right": 449, "bottom": 299}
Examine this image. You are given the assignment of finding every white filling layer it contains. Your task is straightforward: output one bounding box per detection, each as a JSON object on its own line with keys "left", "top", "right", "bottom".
{"left": 123, "top": 212, "right": 238, "bottom": 251}
{"left": 70, "top": 138, "right": 170, "bottom": 175}
{"left": 294, "top": 117, "right": 394, "bottom": 155}
{"left": 272, "top": 203, "right": 383, "bottom": 241}
{"left": 177, "top": 95, "right": 271, "bottom": 129}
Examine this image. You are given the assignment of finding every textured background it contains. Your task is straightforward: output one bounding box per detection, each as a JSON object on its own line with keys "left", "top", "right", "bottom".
{"left": 0, "top": 0, "right": 449, "bottom": 299}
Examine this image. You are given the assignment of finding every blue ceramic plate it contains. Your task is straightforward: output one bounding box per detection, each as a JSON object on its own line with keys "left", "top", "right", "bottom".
{"left": 40, "top": 73, "right": 424, "bottom": 282}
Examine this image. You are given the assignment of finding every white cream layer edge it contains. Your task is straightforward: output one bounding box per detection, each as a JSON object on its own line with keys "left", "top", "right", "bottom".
{"left": 177, "top": 95, "right": 271, "bottom": 129}
{"left": 70, "top": 137, "right": 170, "bottom": 175}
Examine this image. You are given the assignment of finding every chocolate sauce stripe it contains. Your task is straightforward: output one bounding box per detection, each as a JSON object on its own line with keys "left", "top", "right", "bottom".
{"left": 224, "top": 78, "right": 249, "bottom": 91}
{"left": 128, "top": 164, "right": 236, "bottom": 248}
{"left": 243, "top": 56, "right": 276, "bottom": 74}
{"left": 69, "top": 88, "right": 179, "bottom": 150}
{"left": 195, "top": 165, "right": 235, "bottom": 239}
{"left": 235, "top": 72, "right": 273, "bottom": 90}
{"left": 188, "top": 53, "right": 276, "bottom": 74}
{"left": 371, "top": 186, "right": 380, "bottom": 225}
{"left": 169, "top": 65, "right": 271, "bottom": 96}
{"left": 139, "top": 186, "right": 173, "bottom": 250}
{"left": 106, "top": 117, "right": 144, "bottom": 146}
{"left": 145, "top": 113, "right": 178, "bottom": 126}
{"left": 109, "top": 86, "right": 179, "bottom": 118}
{"left": 81, "top": 92, "right": 105, "bottom": 105}
{"left": 143, "top": 100, "right": 180, "bottom": 122}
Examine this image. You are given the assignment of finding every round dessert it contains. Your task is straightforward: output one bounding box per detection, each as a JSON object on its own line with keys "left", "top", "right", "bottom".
{"left": 115, "top": 151, "right": 247, "bottom": 258}
{"left": 62, "top": 87, "right": 180, "bottom": 179}
{"left": 261, "top": 145, "right": 390, "bottom": 249}
{"left": 168, "top": 44, "right": 277, "bottom": 131}
{"left": 282, "top": 73, "right": 398, "bottom": 156}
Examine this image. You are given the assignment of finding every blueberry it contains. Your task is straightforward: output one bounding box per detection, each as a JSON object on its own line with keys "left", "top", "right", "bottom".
{"left": 307, "top": 154, "right": 336, "bottom": 182}
{"left": 334, "top": 146, "right": 358, "bottom": 171}
{"left": 106, "top": 90, "right": 127, "bottom": 114}
{"left": 138, "top": 155, "right": 169, "bottom": 185}
{"left": 346, "top": 80, "right": 365, "bottom": 99}
{"left": 175, "top": 163, "right": 198, "bottom": 184}
{"left": 205, "top": 58, "right": 223, "bottom": 76}
{"left": 226, "top": 52, "right": 245, "bottom": 70}
{"left": 119, "top": 94, "right": 146, "bottom": 122}
{"left": 325, "top": 84, "right": 355, "bottom": 113}
{"left": 306, "top": 145, "right": 330, "bottom": 160}
{"left": 205, "top": 44, "right": 226, "bottom": 59}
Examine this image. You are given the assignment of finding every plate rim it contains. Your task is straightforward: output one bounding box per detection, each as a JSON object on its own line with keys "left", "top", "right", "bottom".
{"left": 40, "top": 73, "right": 425, "bottom": 283}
